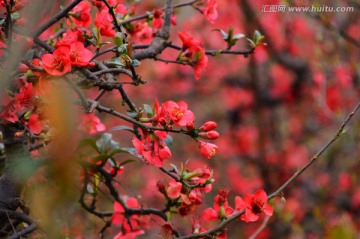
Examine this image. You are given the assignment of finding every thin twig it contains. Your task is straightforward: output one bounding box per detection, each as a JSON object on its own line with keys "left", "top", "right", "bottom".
{"left": 176, "top": 102, "right": 360, "bottom": 238}
{"left": 248, "top": 216, "right": 270, "bottom": 239}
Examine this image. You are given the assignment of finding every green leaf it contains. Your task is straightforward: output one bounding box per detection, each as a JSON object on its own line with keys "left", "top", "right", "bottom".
{"left": 109, "top": 148, "right": 134, "bottom": 157}
{"left": 111, "top": 125, "right": 135, "bottom": 133}
{"left": 170, "top": 164, "right": 180, "bottom": 175}
{"left": 107, "top": 57, "right": 125, "bottom": 67}
{"left": 121, "top": 147, "right": 137, "bottom": 155}
{"left": 254, "top": 30, "right": 265, "bottom": 46}
{"left": 254, "top": 30, "right": 262, "bottom": 41}
{"left": 93, "top": 154, "right": 110, "bottom": 162}
{"left": 131, "top": 59, "right": 141, "bottom": 67}
{"left": 94, "top": 174, "right": 100, "bottom": 194}
{"left": 99, "top": 42, "right": 111, "bottom": 47}
{"left": 77, "top": 138, "right": 100, "bottom": 153}
{"left": 233, "top": 33, "right": 245, "bottom": 40}
{"left": 113, "top": 32, "right": 124, "bottom": 46}
{"left": 107, "top": 157, "right": 116, "bottom": 167}
{"left": 126, "top": 111, "right": 138, "bottom": 117}
{"left": 11, "top": 12, "right": 20, "bottom": 20}
{"left": 163, "top": 134, "right": 173, "bottom": 147}
{"left": 247, "top": 38, "right": 256, "bottom": 48}
{"left": 118, "top": 44, "right": 128, "bottom": 54}
{"left": 212, "top": 28, "right": 228, "bottom": 40}
{"left": 96, "top": 133, "right": 119, "bottom": 153}
{"left": 87, "top": 184, "right": 94, "bottom": 194}
{"left": 0, "top": 19, "right": 5, "bottom": 25}
{"left": 23, "top": 49, "right": 36, "bottom": 62}
{"left": 120, "top": 159, "right": 136, "bottom": 166}
{"left": 143, "top": 104, "right": 153, "bottom": 117}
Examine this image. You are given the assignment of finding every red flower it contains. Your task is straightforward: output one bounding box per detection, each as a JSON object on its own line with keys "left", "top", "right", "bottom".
{"left": 56, "top": 29, "right": 84, "bottom": 47}
{"left": 95, "top": 9, "right": 116, "bottom": 37}
{"left": 199, "top": 121, "right": 217, "bottom": 131}
{"left": 235, "top": 189, "right": 273, "bottom": 222}
{"left": 111, "top": 198, "right": 140, "bottom": 225}
{"left": 1, "top": 83, "right": 34, "bottom": 123}
{"left": 199, "top": 141, "right": 218, "bottom": 159}
{"left": 14, "top": 82, "right": 34, "bottom": 108}
{"left": 166, "top": 180, "right": 182, "bottom": 198}
{"left": 203, "top": 190, "right": 234, "bottom": 221}
{"left": 41, "top": 46, "right": 72, "bottom": 76}
{"left": 70, "top": 1, "right": 92, "bottom": 27}
{"left": 28, "top": 114, "right": 43, "bottom": 134}
{"left": 158, "top": 101, "right": 195, "bottom": 127}
{"left": 193, "top": 49, "right": 208, "bottom": 80}
{"left": 133, "top": 22, "right": 153, "bottom": 44}
{"left": 152, "top": 9, "right": 163, "bottom": 29}
{"left": 199, "top": 130, "right": 220, "bottom": 140}
{"left": 171, "top": 12, "right": 177, "bottom": 25}
{"left": 0, "top": 39, "right": 6, "bottom": 57}
{"left": 178, "top": 31, "right": 202, "bottom": 50}
{"left": 79, "top": 114, "right": 106, "bottom": 134}
{"left": 115, "top": 4, "right": 126, "bottom": 14}
{"left": 113, "top": 230, "right": 144, "bottom": 239}
{"left": 111, "top": 197, "right": 149, "bottom": 237}
{"left": 69, "top": 42, "right": 93, "bottom": 66}
{"left": 203, "top": 0, "right": 218, "bottom": 24}
{"left": 178, "top": 31, "right": 208, "bottom": 79}
{"left": 186, "top": 167, "right": 213, "bottom": 193}
{"left": 132, "top": 132, "right": 172, "bottom": 167}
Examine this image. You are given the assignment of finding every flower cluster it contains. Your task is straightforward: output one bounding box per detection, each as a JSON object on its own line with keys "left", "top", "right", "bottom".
{"left": 132, "top": 130, "right": 172, "bottom": 167}
{"left": 178, "top": 31, "right": 209, "bottom": 79}
{"left": 41, "top": 38, "right": 93, "bottom": 76}
{"left": 132, "top": 99, "right": 220, "bottom": 167}
{"left": 111, "top": 198, "right": 149, "bottom": 239}
{"left": 203, "top": 189, "right": 273, "bottom": 225}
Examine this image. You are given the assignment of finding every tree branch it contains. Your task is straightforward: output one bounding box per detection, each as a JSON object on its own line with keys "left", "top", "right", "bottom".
{"left": 176, "top": 102, "right": 360, "bottom": 238}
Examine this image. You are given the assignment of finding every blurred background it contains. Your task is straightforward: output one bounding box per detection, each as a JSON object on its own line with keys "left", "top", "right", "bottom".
{"left": 7, "top": 0, "right": 360, "bottom": 238}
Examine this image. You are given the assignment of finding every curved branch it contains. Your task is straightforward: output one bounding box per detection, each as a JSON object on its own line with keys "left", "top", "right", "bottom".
{"left": 176, "top": 102, "right": 360, "bottom": 238}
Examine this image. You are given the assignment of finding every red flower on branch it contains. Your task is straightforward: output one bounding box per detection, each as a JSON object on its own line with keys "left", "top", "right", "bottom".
{"left": 178, "top": 31, "right": 208, "bottom": 79}
{"left": 203, "top": 189, "right": 234, "bottom": 221}
{"left": 28, "top": 114, "right": 43, "bottom": 135}
{"left": 203, "top": 0, "right": 218, "bottom": 24}
{"left": 70, "top": 1, "right": 92, "bottom": 27}
{"left": 113, "top": 230, "right": 145, "bottom": 239}
{"left": 112, "top": 198, "right": 140, "bottom": 226}
{"left": 199, "top": 141, "right": 218, "bottom": 159}
{"left": 95, "top": 9, "right": 116, "bottom": 37}
{"left": 56, "top": 29, "right": 84, "bottom": 47}
{"left": 79, "top": 113, "right": 106, "bottom": 134}
{"left": 69, "top": 42, "right": 93, "bottom": 67}
{"left": 199, "top": 121, "right": 217, "bottom": 131}
{"left": 111, "top": 197, "right": 149, "bottom": 239}
{"left": 157, "top": 100, "right": 195, "bottom": 127}
{"left": 132, "top": 131, "right": 172, "bottom": 167}
{"left": 235, "top": 189, "right": 273, "bottom": 222}
{"left": 152, "top": 9, "right": 163, "bottom": 29}
{"left": 1, "top": 83, "right": 34, "bottom": 123}
{"left": 166, "top": 180, "right": 182, "bottom": 199}
{"left": 41, "top": 46, "right": 72, "bottom": 76}
{"left": 178, "top": 31, "right": 202, "bottom": 50}
{"left": 192, "top": 49, "right": 208, "bottom": 79}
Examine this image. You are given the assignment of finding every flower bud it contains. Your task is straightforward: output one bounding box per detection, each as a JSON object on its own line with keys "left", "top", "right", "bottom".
{"left": 199, "top": 141, "right": 218, "bottom": 159}
{"left": 198, "top": 130, "right": 220, "bottom": 140}
{"left": 156, "top": 181, "right": 166, "bottom": 194}
{"left": 186, "top": 122, "right": 195, "bottom": 131}
{"left": 199, "top": 121, "right": 217, "bottom": 132}
{"left": 14, "top": 131, "right": 24, "bottom": 137}
{"left": 159, "top": 145, "right": 172, "bottom": 159}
